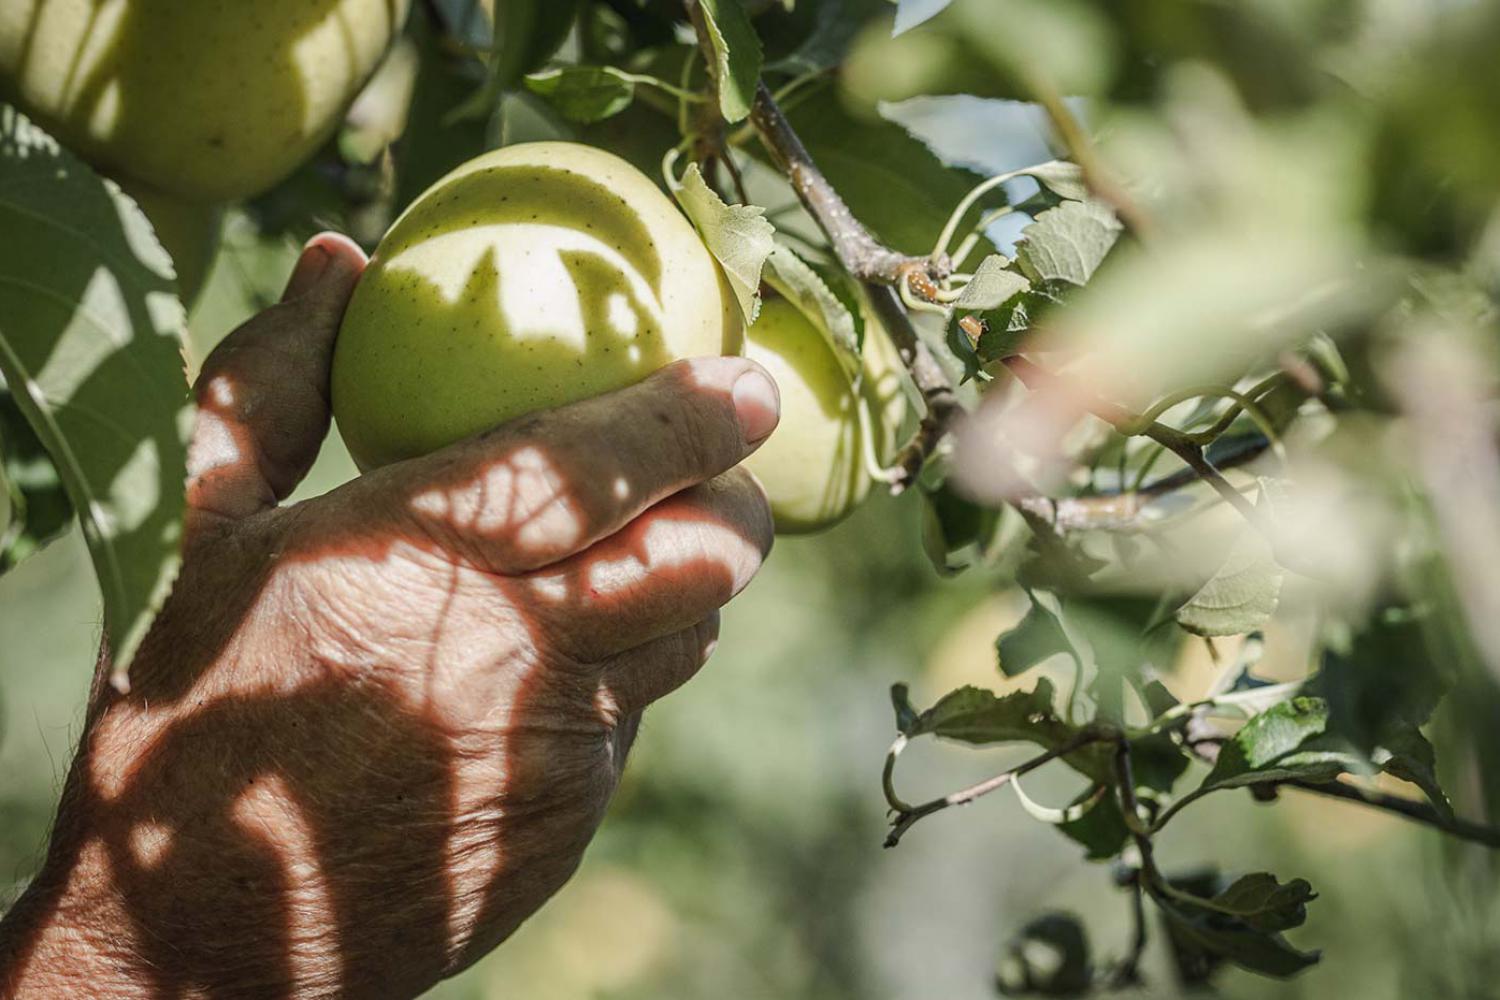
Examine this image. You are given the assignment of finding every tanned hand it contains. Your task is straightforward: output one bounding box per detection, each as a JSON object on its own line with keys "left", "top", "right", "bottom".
{"left": 0, "top": 234, "right": 779, "bottom": 999}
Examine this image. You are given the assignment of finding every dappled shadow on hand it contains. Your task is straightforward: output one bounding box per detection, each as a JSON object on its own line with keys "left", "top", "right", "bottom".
{"left": 14, "top": 364, "right": 767, "bottom": 997}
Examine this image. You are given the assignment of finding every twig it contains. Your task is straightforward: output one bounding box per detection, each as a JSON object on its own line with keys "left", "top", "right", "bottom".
{"left": 748, "top": 82, "right": 942, "bottom": 285}
{"left": 864, "top": 284, "right": 963, "bottom": 492}
{"left": 884, "top": 731, "right": 1103, "bottom": 848}
{"left": 1026, "top": 71, "right": 1153, "bottom": 239}
{"left": 1002, "top": 356, "right": 1268, "bottom": 532}
{"left": 1286, "top": 780, "right": 1500, "bottom": 849}
{"left": 680, "top": 4, "right": 963, "bottom": 487}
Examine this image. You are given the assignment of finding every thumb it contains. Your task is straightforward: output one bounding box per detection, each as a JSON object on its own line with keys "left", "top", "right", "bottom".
{"left": 187, "top": 232, "right": 366, "bottom": 520}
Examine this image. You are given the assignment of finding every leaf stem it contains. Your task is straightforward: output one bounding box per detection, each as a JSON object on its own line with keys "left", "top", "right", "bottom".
{"left": 884, "top": 730, "right": 1104, "bottom": 848}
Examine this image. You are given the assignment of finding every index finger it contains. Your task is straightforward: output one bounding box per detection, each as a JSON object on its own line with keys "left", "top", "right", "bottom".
{"left": 379, "top": 355, "right": 780, "bottom": 574}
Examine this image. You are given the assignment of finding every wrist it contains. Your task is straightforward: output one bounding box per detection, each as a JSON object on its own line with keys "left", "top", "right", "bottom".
{"left": 0, "top": 846, "right": 146, "bottom": 999}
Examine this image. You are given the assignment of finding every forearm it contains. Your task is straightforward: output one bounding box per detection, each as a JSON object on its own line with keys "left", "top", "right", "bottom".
{"left": 0, "top": 844, "right": 146, "bottom": 998}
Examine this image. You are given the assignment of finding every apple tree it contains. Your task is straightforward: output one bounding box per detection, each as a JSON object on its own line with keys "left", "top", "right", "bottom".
{"left": 4, "top": 0, "right": 1500, "bottom": 995}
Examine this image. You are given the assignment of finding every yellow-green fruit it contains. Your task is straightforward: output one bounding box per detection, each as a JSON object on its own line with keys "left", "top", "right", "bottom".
{"left": 118, "top": 179, "right": 222, "bottom": 306}
{"left": 0, "top": 0, "right": 411, "bottom": 202}
{"left": 742, "top": 298, "right": 909, "bottom": 534}
{"left": 331, "top": 142, "right": 743, "bottom": 470}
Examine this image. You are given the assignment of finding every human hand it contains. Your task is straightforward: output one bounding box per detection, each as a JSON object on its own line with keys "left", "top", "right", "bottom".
{"left": 0, "top": 233, "right": 778, "bottom": 999}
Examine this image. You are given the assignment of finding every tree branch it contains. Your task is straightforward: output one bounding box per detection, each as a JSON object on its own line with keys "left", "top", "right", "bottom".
{"left": 1286, "top": 780, "right": 1500, "bottom": 849}
{"left": 748, "top": 83, "right": 943, "bottom": 285}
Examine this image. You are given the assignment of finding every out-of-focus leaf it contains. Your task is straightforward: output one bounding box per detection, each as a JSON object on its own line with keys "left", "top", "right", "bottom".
{"left": 1056, "top": 788, "right": 1128, "bottom": 861}
{"left": 995, "top": 912, "right": 1094, "bottom": 998}
{"left": 767, "top": 0, "right": 887, "bottom": 74}
{"left": 1209, "top": 873, "right": 1317, "bottom": 933}
{"left": 0, "top": 387, "right": 72, "bottom": 572}
{"left": 0, "top": 106, "right": 192, "bottom": 686}
{"left": 891, "top": 682, "right": 921, "bottom": 736}
{"left": 1014, "top": 200, "right": 1122, "bottom": 288}
{"left": 762, "top": 245, "right": 859, "bottom": 373}
{"left": 668, "top": 162, "right": 775, "bottom": 325}
{"left": 920, "top": 482, "right": 1000, "bottom": 576}
{"left": 523, "top": 66, "right": 637, "bottom": 123}
{"left": 1155, "top": 885, "right": 1320, "bottom": 978}
{"left": 1312, "top": 608, "right": 1454, "bottom": 817}
{"left": 956, "top": 255, "right": 1030, "bottom": 311}
{"left": 996, "top": 589, "right": 1073, "bottom": 677}
{"left": 699, "top": 0, "right": 763, "bottom": 123}
{"left": 447, "top": 0, "right": 581, "bottom": 123}
{"left": 1373, "top": 726, "right": 1452, "bottom": 821}
{"left": 1175, "top": 529, "right": 1284, "bottom": 637}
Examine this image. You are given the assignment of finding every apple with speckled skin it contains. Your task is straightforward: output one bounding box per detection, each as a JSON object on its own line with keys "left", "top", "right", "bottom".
{"left": 330, "top": 141, "right": 743, "bottom": 471}
{"left": 0, "top": 0, "right": 411, "bottom": 202}
{"left": 742, "top": 297, "right": 909, "bottom": 534}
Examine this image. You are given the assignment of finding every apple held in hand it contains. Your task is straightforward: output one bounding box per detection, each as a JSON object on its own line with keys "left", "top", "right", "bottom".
{"left": 0, "top": 0, "right": 410, "bottom": 201}
{"left": 331, "top": 141, "right": 743, "bottom": 470}
{"left": 742, "top": 297, "right": 908, "bottom": 534}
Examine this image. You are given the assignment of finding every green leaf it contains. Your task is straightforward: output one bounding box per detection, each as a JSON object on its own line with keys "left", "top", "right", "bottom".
{"left": 1014, "top": 200, "right": 1122, "bottom": 287}
{"left": 447, "top": 0, "right": 582, "bottom": 123}
{"left": 1209, "top": 873, "right": 1316, "bottom": 933}
{"left": 1022, "top": 160, "right": 1089, "bottom": 202}
{"left": 767, "top": 0, "right": 887, "bottom": 75}
{"left": 906, "top": 678, "right": 1110, "bottom": 782}
{"left": 523, "top": 67, "right": 637, "bottom": 123}
{"left": 1155, "top": 890, "right": 1320, "bottom": 979}
{"left": 1056, "top": 788, "right": 1128, "bottom": 861}
{"left": 1175, "top": 524, "right": 1284, "bottom": 637}
{"left": 996, "top": 589, "right": 1074, "bottom": 677}
{"left": 0, "top": 386, "right": 72, "bottom": 571}
{"left": 1372, "top": 725, "right": 1453, "bottom": 822}
{"left": 1200, "top": 698, "right": 1356, "bottom": 793}
{"left": 0, "top": 106, "right": 192, "bottom": 686}
{"left": 891, "top": 683, "right": 921, "bottom": 736}
{"left": 955, "top": 254, "right": 1030, "bottom": 311}
{"left": 920, "top": 481, "right": 999, "bottom": 576}
{"left": 761, "top": 245, "right": 860, "bottom": 374}
{"left": 699, "top": 0, "right": 764, "bottom": 124}
{"left": 668, "top": 162, "right": 775, "bottom": 326}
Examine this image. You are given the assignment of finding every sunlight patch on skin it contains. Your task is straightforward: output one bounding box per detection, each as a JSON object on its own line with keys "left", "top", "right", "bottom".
{"left": 231, "top": 774, "right": 337, "bottom": 994}
{"left": 409, "top": 446, "right": 587, "bottom": 555}
{"left": 583, "top": 518, "right": 761, "bottom": 598}
{"left": 126, "top": 819, "right": 174, "bottom": 869}
{"left": 382, "top": 225, "right": 664, "bottom": 352}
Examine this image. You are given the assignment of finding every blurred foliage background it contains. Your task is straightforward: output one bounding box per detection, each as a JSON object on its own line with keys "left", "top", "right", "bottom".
{"left": 6, "top": 0, "right": 1500, "bottom": 997}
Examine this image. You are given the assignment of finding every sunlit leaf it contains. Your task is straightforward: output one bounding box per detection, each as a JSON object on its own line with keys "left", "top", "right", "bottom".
{"left": 0, "top": 387, "right": 72, "bottom": 571}
{"left": 668, "top": 162, "right": 775, "bottom": 326}
{"left": 0, "top": 106, "right": 191, "bottom": 686}
{"left": 956, "top": 254, "right": 1030, "bottom": 311}
{"left": 1014, "top": 199, "right": 1122, "bottom": 287}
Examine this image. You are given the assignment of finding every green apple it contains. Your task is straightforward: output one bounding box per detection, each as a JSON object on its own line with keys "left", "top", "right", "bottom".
{"left": 742, "top": 297, "right": 910, "bottom": 534}
{"left": 331, "top": 141, "right": 743, "bottom": 470}
{"left": 0, "top": 0, "right": 411, "bottom": 202}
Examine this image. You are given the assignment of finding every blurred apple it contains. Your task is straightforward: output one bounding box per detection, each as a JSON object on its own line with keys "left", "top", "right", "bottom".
{"left": 0, "top": 0, "right": 411, "bottom": 201}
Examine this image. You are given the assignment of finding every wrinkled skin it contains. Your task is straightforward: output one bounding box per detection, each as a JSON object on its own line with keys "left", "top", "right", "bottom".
{"left": 0, "top": 234, "right": 780, "bottom": 999}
